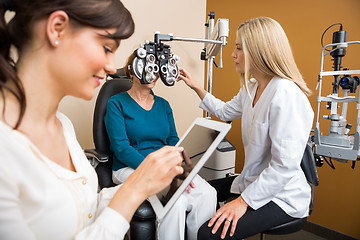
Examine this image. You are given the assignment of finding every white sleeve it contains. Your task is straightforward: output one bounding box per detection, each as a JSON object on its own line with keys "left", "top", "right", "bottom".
{"left": 241, "top": 88, "right": 313, "bottom": 209}
{"left": 199, "top": 91, "right": 243, "bottom": 121}
{"left": 75, "top": 208, "right": 129, "bottom": 240}
{"left": 75, "top": 186, "right": 129, "bottom": 240}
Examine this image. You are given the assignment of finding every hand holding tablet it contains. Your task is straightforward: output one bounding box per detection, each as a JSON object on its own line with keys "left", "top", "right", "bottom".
{"left": 147, "top": 118, "right": 231, "bottom": 221}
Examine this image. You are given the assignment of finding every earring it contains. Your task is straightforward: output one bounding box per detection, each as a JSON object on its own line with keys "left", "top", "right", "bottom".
{"left": 54, "top": 40, "right": 59, "bottom": 46}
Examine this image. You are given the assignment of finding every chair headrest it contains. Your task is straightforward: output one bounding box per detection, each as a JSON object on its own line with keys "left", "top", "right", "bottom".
{"left": 92, "top": 79, "right": 132, "bottom": 152}
{"left": 108, "top": 68, "right": 127, "bottom": 79}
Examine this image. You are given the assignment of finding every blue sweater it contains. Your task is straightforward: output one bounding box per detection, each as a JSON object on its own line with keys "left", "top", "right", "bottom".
{"left": 104, "top": 92, "right": 179, "bottom": 171}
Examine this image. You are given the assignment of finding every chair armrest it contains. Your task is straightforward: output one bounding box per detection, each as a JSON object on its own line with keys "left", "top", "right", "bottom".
{"left": 84, "top": 149, "right": 109, "bottom": 168}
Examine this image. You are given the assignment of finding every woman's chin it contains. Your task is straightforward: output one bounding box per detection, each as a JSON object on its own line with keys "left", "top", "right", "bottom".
{"left": 76, "top": 91, "right": 95, "bottom": 101}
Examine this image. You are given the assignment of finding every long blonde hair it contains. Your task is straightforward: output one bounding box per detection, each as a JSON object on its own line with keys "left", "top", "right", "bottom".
{"left": 237, "top": 17, "right": 311, "bottom": 96}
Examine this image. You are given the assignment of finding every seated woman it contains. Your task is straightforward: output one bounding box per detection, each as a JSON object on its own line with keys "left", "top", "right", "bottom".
{"left": 104, "top": 52, "right": 217, "bottom": 240}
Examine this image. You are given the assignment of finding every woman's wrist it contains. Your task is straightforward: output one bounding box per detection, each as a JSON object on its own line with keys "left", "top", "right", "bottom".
{"left": 238, "top": 195, "right": 249, "bottom": 207}
{"left": 193, "top": 85, "right": 207, "bottom": 100}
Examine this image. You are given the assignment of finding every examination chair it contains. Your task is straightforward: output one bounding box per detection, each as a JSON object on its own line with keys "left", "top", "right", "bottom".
{"left": 259, "top": 144, "right": 319, "bottom": 240}
{"left": 84, "top": 70, "right": 156, "bottom": 240}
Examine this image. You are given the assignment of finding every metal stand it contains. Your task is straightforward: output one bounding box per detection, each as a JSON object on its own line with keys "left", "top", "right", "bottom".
{"left": 313, "top": 41, "right": 360, "bottom": 162}
{"left": 153, "top": 11, "right": 229, "bottom": 118}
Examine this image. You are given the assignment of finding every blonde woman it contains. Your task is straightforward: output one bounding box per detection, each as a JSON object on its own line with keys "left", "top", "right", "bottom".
{"left": 178, "top": 17, "right": 314, "bottom": 239}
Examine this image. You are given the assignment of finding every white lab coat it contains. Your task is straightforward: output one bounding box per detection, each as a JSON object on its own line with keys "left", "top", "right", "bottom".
{"left": 200, "top": 76, "right": 314, "bottom": 218}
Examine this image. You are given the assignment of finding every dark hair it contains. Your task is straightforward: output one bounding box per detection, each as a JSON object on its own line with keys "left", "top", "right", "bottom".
{"left": 0, "top": 0, "right": 134, "bottom": 128}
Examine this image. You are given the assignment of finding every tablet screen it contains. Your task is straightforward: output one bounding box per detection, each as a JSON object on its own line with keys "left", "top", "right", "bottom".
{"left": 156, "top": 124, "right": 220, "bottom": 206}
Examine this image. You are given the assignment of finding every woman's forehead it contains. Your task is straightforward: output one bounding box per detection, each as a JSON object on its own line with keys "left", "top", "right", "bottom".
{"left": 235, "top": 33, "right": 242, "bottom": 43}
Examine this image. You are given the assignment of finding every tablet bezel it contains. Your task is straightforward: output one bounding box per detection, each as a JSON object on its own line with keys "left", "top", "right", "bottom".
{"left": 147, "top": 117, "right": 231, "bottom": 220}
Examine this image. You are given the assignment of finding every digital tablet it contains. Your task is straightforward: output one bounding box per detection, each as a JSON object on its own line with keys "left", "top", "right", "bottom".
{"left": 147, "top": 117, "right": 231, "bottom": 221}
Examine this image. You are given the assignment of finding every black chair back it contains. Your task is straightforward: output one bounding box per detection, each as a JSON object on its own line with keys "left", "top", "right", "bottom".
{"left": 93, "top": 78, "right": 132, "bottom": 152}
{"left": 301, "top": 144, "right": 319, "bottom": 187}
{"left": 300, "top": 144, "right": 319, "bottom": 215}
{"left": 92, "top": 78, "right": 132, "bottom": 188}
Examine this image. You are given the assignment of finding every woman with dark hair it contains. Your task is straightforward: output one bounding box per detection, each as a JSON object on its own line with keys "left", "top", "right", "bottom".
{"left": 0, "top": 0, "right": 184, "bottom": 239}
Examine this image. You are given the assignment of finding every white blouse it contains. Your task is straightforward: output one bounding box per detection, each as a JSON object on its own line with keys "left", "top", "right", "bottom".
{"left": 0, "top": 112, "right": 129, "bottom": 240}
{"left": 200, "top": 76, "right": 314, "bottom": 218}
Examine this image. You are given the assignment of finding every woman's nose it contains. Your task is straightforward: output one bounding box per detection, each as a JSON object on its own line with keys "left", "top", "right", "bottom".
{"left": 231, "top": 49, "right": 236, "bottom": 58}
{"left": 105, "top": 64, "right": 116, "bottom": 74}
{"left": 104, "top": 57, "right": 116, "bottom": 74}
{"left": 104, "top": 53, "right": 116, "bottom": 74}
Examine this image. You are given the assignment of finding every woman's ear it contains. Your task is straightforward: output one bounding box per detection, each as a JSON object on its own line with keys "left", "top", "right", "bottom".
{"left": 46, "top": 10, "right": 69, "bottom": 48}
